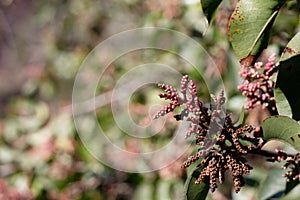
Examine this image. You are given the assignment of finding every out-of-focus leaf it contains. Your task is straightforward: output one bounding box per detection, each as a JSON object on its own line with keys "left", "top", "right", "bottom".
{"left": 228, "top": 0, "right": 286, "bottom": 60}
{"left": 155, "top": 179, "right": 184, "bottom": 200}
{"left": 133, "top": 182, "right": 154, "bottom": 200}
{"left": 184, "top": 167, "right": 209, "bottom": 200}
{"left": 274, "top": 87, "right": 292, "bottom": 118}
{"left": 236, "top": 107, "right": 245, "bottom": 125}
{"left": 51, "top": 114, "right": 73, "bottom": 137}
{"left": 31, "top": 176, "right": 55, "bottom": 197}
{"left": 200, "top": 0, "right": 223, "bottom": 24}
{"left": 276, "top": 55, "right": 300, "bottom": 120}
{"left": 261, "top": 116, "right": 300, "bottom": 151}
{"left": 0, "top": 147, "right": 17, "bottom": 163}
{"left": 232, "top": 187, "right": 258, "bottom": 200}
{"left": 257, "top": 168, "right": 286, "bottom": 200}
{"left": 156, "top": 180, "right": 172, "bottom": 200}
{"left": 18, "top": 101, "right": 50, "bottom": 132}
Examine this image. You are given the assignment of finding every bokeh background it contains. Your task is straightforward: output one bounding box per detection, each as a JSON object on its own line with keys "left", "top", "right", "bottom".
{"left": 0, "top": 0, "right": 299, "bottom": 199}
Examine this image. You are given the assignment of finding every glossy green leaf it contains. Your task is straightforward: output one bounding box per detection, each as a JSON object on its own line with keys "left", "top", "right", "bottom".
{"left": 276, "top": 55, "right": 300, "bottom": 120}
{"left": 185, "top": 167, "right": 209, "bottom": 200}
{"left": 275, "top": 32, "right": 300, "bottom": 120}
{"left": 200, "top": 0, "right": 223, "bottom": 24}
{"left": 274, "top": 87, "right": 292, "bottom": 118}
{"left": 258, "top": 168, "right": 286, "bottom": 200}
{"left": 261, "top": 116, "right": 300, "bottom": 151}
{"left": 228, "top": 0, "right": 286, "bottom": 60}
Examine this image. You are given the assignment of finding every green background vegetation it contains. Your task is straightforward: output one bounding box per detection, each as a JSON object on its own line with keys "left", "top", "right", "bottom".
{"left": 0, "top": 0, "right": 299, "bottom": 199}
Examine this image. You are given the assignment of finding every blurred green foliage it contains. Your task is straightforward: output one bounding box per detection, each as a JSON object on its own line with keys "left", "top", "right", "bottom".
{"left": 0, "top": 0, "right": 299, "bottom": 199}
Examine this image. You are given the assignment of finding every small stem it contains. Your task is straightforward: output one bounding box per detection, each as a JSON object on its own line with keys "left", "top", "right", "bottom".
{"left": 268, "top": 106, "right": 279, "bottom": 116}
{"left": 267, "top": 96, "right": 279, "bottom": 116}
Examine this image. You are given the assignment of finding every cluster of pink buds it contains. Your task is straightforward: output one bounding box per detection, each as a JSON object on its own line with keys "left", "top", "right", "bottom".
{"left": 154, "top": 75, "right": 201, "bottom": 121}
{"left": 154, "top": 75, "right": 221, "bottom": 139}
{"left": 153, "top": 82, "right": 181, "bottom": 118}
{"left": 238, "top": 54, "right": 279, "bottom": 111}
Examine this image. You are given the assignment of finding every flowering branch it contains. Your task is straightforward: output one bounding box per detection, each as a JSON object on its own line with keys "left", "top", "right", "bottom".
{"left": 154, "top": 75, "right": 261, "bottom": 192}
{"left": 154, "top": 75, "right": 300, "bottom": 193}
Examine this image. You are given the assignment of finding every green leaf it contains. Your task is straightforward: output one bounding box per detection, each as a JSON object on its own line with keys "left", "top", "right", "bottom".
{"left": 276, "top": 55, "right": 300, "bottom": 120}
{"left": 285, "top": 180, "right": 300, "bottom": 195}
{"left": 258, "top": 168, "right": 286, "bottom": 200}
{"left": 228, "top": 0, "right": 286, "bottom": 60}
{"left": 133, "top": 182, "right": 154, "bottom": 200}
{"left": 274, "top": 87, "right": 292, "bottom": 118}
{"left": 261, "top": 116, "right": 300, "bottom": 151}
{"left": 280, "top": 183, "right": 300, "bottom": 200}
{"left": 236, "top": 107, "right": 246, "bottom": 126}
{"left": 280, "top": 32, "right": 300, "bottom": 61}
{"left": 200, "top": 0, "right": 223, "bottom": 24}
{"left": 156, "top": 180, "right": 172, "bottom": 200}
{"left": 275, "top": 33, "right": 300, "bottom": 120}
{"left": 184, "top": 167, "right": 209, "bottom": 200}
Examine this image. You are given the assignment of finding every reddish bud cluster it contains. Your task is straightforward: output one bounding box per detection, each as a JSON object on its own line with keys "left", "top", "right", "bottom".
{"left": 238, "top": 54, "right": 278, "bottom": 110}
{"left": 154, "top": 83, "right": 181, "bottom": 118}
{"left": 283, "top": 153, "right": 300, "bottom": 182}
{"left": 155, "top": 75, "right": 262, "bottom": 193}
{"left": 268, "top": 150, "right": 300, "bottom": 182}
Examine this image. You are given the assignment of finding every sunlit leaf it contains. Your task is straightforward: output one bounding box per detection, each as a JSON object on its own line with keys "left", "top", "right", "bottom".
{"left": 280, "top": 32, "right": 300, "bottom": 61}
{"left": 200, "top": 0, "right": 223, "bottom": 24}
{"left": 228, "top": 0, "right": 286, "bottom": 60}
{"left": 257, "top": 168, "right": 286, "bottom": 200}
{"left": 274, "top": 87, "right": 292, "bottom": 118}
{"left": 261, "top": 116, "right": 300, "bottom": 151}
{"left": 184, "top": 167, "right": 209, "bottom": 200}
